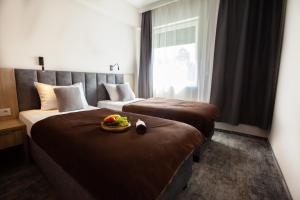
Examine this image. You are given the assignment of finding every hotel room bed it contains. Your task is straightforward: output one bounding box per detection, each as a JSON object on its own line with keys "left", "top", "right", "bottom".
{"left": 15, "top": 69, "right": 205, "bottom": 200}
{"left": 98, "top": 98, "right": 219, "bottom": 139}
{"left": 20, "top": 108, "right": 203, "bottom": 200}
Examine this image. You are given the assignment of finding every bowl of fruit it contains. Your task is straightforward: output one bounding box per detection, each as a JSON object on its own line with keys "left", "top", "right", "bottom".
{"left": 101, "top": 114, "right": 131, "bottom": 132}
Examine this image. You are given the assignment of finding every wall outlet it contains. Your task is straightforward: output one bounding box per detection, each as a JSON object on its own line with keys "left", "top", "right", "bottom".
{"left": 0, "top": 108, "right": 11, "bottom": 117}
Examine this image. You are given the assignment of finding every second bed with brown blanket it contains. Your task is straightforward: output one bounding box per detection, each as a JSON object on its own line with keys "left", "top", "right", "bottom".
{"left": 123, "top": 98, "right": 219, "bottom": 139}
{"left": 31, "top": 108, "right": 204, "bottom": 200}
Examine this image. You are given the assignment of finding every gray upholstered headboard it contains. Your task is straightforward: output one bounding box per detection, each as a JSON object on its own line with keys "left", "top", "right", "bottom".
{"left": 14, "top": 69, "right": 124, "bottom": 111}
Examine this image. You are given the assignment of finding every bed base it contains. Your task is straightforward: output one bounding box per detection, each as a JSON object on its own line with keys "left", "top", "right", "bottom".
{"left": 30, "top": 139, "right": 193, "bottom": 200}
{"left": 193, "top": 138, "right": 211, "bottom": 162}
{"left": 193, "top": 127, "right": 214, "bottom": 162}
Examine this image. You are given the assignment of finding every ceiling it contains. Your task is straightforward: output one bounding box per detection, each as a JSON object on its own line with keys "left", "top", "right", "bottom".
{"left": 126, "top": 0, "right": 161, "bottom": 8}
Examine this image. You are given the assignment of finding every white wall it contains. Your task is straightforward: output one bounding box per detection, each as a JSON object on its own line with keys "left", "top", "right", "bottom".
{"left": 0, "top": 0, "right": 139, "bottom": 74}
{"left": 269, "top": 0, "right": 300, "bottom": 199}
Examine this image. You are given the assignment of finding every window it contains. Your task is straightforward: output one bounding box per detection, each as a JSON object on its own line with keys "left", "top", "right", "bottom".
{"left": 153, "top": 19, "right": 198, "bottom": 99}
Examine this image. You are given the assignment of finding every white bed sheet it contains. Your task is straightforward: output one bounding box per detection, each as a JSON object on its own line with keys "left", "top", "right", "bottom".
{"left": 97, "top": 98, "right": 144, "bottom": 111}
{"left": 19, "top": 106, "right": 98, "bottom": 137}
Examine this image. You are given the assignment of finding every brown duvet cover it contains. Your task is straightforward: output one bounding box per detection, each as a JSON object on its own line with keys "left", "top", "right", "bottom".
{"left": 31, "top": 108, "right": 204, "bottom": 200}
{"left": 123, "top": 98, "right": 219, "bottom": 138}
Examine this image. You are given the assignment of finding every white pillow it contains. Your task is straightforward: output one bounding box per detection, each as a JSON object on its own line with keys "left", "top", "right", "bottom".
{"left": 104, "top": 83, "right": 120, "bottom": 101}
{"left": 72, "top": 82, "right": 89, "bottom": 108}
{"left": 116, "top": 83, "right": 136, "bottom": 101}
{"left": 34, "top": 82, "right": 58, "bottom": 110}
{"left": 34, "top": 82, "right": 89, "bottom": 110}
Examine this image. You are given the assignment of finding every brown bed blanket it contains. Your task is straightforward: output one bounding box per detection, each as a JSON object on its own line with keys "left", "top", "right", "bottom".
{"left": 31, "top": 108, "right": 204, "bottom": 200}
{"left": 123, "top": 98, "right": 219, "bottom": 138}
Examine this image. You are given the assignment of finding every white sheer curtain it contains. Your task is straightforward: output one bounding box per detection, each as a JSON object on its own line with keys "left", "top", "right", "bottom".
{"left": 152, "top": 0, "right": 219, "bottom": 102}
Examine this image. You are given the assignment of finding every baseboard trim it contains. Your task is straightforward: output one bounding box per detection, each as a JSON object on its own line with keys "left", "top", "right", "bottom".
{"left": 215, "top": 128, "right": 268, "bottom": 140}
{"left": 215, "top": 122, "right": 268, "bottom": 138}
{"left": 268, "top": 141, "right": 293, "bottom": 200}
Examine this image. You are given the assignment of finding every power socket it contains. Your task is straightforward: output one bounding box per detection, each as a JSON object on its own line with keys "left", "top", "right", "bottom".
{"left": 0, "top": 108, "right": 11, "bottom": 117}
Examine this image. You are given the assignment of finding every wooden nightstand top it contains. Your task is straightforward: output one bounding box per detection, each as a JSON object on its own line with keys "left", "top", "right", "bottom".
{"left": 0, "top": 119, "right": 25, "bottom": 133}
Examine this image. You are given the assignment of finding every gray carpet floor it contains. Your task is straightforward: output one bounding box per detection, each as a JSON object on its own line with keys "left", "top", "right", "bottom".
{"left": 0, "top": 131, "right": 291, "bottom": 200}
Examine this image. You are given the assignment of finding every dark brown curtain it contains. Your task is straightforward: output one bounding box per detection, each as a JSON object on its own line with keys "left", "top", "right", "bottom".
{"left": 210, "top": 0, "right": 286, "bottom": 129}
{"left": 138, "top": 11, "right": 153, "bottom": 98}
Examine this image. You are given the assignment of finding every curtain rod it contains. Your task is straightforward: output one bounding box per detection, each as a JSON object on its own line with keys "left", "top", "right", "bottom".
{"left": 139, "top": 0, "right": 179, "bottom": 13}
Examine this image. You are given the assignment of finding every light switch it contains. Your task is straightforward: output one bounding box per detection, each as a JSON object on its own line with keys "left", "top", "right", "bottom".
{"left": 0, "top": 108, "right": 11, "bottom": 117}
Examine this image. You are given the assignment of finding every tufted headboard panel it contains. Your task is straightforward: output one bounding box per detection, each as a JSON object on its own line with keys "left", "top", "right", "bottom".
{"left": 14, "top": 69, "right": 124, "bottom": 111}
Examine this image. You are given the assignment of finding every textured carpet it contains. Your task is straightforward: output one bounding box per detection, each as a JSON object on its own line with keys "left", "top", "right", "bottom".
{"left": 0, "top": 132, "right": 291, "bottom": 200}
{"left": 177, "top": 132, "right": 291, "bottom": 200}
{"left": 0, "top": 146, "right": 56, "bottom": 200}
